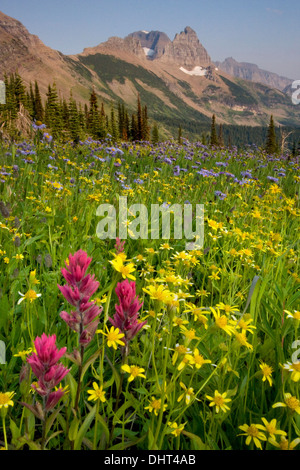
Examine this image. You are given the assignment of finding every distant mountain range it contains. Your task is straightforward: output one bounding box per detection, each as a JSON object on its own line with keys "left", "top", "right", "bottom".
{"left": 0, "top": 10, "right": 299, "bottom": 139}
{"left": 214, "top": 57, "right": 294, "bottom": 93}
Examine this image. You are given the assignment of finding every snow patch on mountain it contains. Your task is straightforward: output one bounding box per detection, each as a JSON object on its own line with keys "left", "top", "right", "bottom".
{"left": 180, "top": 66, "right": 207, "bottom": 76}
{"left": 143, "top": 47, "right": 155, "bottom": 57}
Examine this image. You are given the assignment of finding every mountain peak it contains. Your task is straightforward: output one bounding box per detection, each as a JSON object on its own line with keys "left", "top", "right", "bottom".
{"left": 159, "top": 26, "right": 211, "bottom": 68}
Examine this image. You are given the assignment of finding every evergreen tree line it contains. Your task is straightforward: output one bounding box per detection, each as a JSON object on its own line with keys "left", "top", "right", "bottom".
{"left": 0, "top": 73, "right": 160, "bottom": 143}
{"left": 209, "top": 113, "right": 300, "bottom": 154}
{"left": 1, "top": 73, "right": 299, "bottom": 150}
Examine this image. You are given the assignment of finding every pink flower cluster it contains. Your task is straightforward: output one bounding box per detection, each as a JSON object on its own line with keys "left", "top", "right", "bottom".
{"left": 109, "top": 279, "right": 146, "bottom": 345}
{"left": 58, "top": 249, "right": 102, "bottom": 346}
{"left": 27, "top": 333, "right": 69, "bottom": 412}
{"left": 115, "top": 237, "right": 125, "bottom": 254}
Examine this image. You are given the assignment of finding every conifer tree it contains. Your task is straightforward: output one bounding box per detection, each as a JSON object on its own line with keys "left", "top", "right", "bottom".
{"left": 98, "top": 102, "right": 107, "bottom": 139}
{"left": 109, "top": 104, "right": 119, "bottom": 142}
{"left": 178, "top": 126, "right": 183, "bottom": 144}
{"left": 210, "top": 114, "right": 218, "bottom": 146}
{"left": 87, "top": 89, "right": 100, "bottom": 139}
{"left": 131, "top": 114, "right": 138, "bottom": 141}
{"left": 142, "top": 105, "right": 150, "bottom": 141}
{"left": 33, "top": 81, "right": 44, "bottom": 122}
{"left": 44, "top": 83, "right": 63, "bottom": 136}
{"left": 68, "top": 92, "right": 81, "bottom": 142}
{"left": 265, "top": 115, "right": 277, "bottom": 154}
{"left": 151, "top": 123, "right": 159, "bottom": 144}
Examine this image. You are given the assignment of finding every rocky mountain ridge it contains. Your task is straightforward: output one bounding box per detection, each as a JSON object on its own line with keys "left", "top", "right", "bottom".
{"left": 215, "top": 57, "right": 294, "bottom": 92}
{"left": 0, "top": 10, "right": 299, "bottom": 138}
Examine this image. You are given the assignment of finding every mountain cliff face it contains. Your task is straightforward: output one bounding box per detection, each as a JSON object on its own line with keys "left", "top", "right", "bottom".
{"left": 158, "top": 26, "right": 211, "bottom": 68}
{"left": 126, "top": 30, "right": 171, "bottom": 59}
{"left": 127, "top": 27, "right": 212, "bottom": 69}
{"left": 215, "top": 57, "right": 294, "bottom": 92}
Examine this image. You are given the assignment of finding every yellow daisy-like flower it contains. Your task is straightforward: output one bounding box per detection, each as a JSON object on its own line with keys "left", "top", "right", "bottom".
{"left": 284, "top": 310, "right": 300, "bottom": 321}
{"left": 268, "top": 435, "right": 300, "bottom": 450}
{"left": 272, "top": 393, "right": 300, "bottom": 414}
{"left": 159, "top": 243, "right": 173, "bottom": 251}
{"left": 177, "top": 382, "right": 195, "bottom": 405}
{"left": 14, "top": 254, "right": 24, "bottom": 260}
{"left": 0, "top": 391, "right": 15, "bottom": 409}
{"left": 238, "top": 423, "right": 267, "bottom": 449}
{"left": 17, "top": 289, "right": 42, "bottom": 305}
{"left": 87, "top": 382, "right": 106, "bottom": 403}
{"left": 190, "top": 348, "right": 212, "bottom": 369}
{"left": 177, "top": 354, "right": 194, "bottom": 371}
{"left": 168, "top": 421, "right": 186, "bottom": 437}
{"left": 13, "top": 348, "right": 33, "bottom": 360}
{"left": 260, "top": 418, "right": 287, "bottom": 440}
{"left": 235, "top": 316, "right": 256, "bottom": 334}
{"left": 206, "top": 390, "right": 231, "bottom": 414}
{"left": 172, "top": 316, "right": 189, "bottom": 328}
{"left": 97, "top": 325, "right": 125, "bottom": 350}
{"left": 216, "top": 302, "right": 240, "bottom": 315}
{"left": 29, "top": 270, "right": 40, "bottom": 286}
{"left": 180, "top": 326, "right": 199, "bottom": 342}
{"left": 234, "top": 331, "right": 253, "bottom": 350}
{"left": 208, "top": 271, "right": 221, "bottom": 281}
{"left": 145, "top": 397, "right": 167, "bottom": 416}
{"left": 142, "top": 284, "right": 173, "bottom": 303}
{"left": 171, "top": 344, "right": 191, "bottom": 365}
{"left": 110, "top": 255, "right": 136, "bottom": 280}
{"left": 121, "top": 364, "right": 146, "bottom": 382}
{"left": 259, "top": 361, "right": 273, "bottom": 386}
{"left": 211, "top": 307, "right": 236, "bottom": 336}
{"left": 282, "top": 361, "right": 300, "bottom": 382}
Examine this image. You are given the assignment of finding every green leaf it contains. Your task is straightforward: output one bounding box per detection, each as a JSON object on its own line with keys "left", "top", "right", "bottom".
{"left": 243, "top": 275, "right": 260, "bottom": 315}
{"left": 74, "top": 405, "right": 96, "bottom": 450}
{"left": 68, "top": 416, "right": 80, "bottom": 442}
{"left": 81, "top": 349, "right": 100, "bottom": 381}
{"left": 183, "top": 431, "right": 209, "bottom": 450}
{"left": 112, "top": 399, "right": 134, "bottom": 425}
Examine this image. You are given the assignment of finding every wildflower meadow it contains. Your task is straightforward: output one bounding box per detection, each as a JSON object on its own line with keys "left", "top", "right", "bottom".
{"left": 0, "top": 133, "right": 299, "bottom": 451}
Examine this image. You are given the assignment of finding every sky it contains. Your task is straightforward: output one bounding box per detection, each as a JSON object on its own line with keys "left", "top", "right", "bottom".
{"left": 1, "top": 0, "right": 299, "bottom": 79}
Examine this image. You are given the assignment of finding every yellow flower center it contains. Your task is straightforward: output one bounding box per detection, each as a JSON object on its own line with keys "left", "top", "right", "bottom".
{"left": 94, "top": 389, "right": 105, "bottom": 400}
{"left": 261, "top": 365, "right": 273, "bottom": 377}
{"left": 0, "top": 392, "right": 13, "bottom": 406}
{"left": 130, "top": 366, "right": 141, "bottom": 377}
{"left": 247, "top": 425, "right": 259, "bottom": 437}
{"left": 194, "top": 355, "right": 205, "bottom": 365}
{"left": 279, "top": 438, "right": 289, "bottom": 450}
{"left": 151, "top": 399, "right": 161, "bottom": 411}
{"left": 286, "top": 396, "right": 300, "bottom": 410}
{"left": 216, "top": 316, "right": 228, "bottom": 328}
{"left": 176, "top": 345, "right": 188, "bottom": 355}
{"left": 213, "top": 395, "right": 225, "bottom": 407}
{"left": 265, "top": 423, "right": 276, "bottom": 434}
{"left": 25, "top": 290, "right": 38, "bottom": 301}
{"left": 107, "top": 330, "right": 121, "bottom": 342}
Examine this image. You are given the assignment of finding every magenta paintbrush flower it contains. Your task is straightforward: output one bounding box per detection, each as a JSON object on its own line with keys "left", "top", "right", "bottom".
{"left": 58, "top": 249, "right": 102, "bottom": 346}
{"left": 26, "top": 333, "right": 69, "bottom": 412}
{"left": 108, "top": 279, "right": 146, "bottom": 350}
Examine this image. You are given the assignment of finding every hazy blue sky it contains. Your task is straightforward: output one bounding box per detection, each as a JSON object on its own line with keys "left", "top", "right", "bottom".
{"left": 1, "top": 0, "right": 299, "bottom": 79}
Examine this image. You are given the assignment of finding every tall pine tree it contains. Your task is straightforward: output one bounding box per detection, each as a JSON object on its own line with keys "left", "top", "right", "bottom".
{"left": 265, "top": 115, "right": 277, "bottom": 154}
{"left": 210, "top": 114, "right": 218, "bottom": 146}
